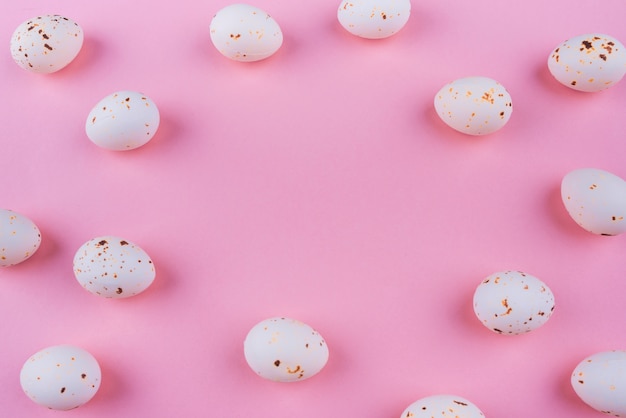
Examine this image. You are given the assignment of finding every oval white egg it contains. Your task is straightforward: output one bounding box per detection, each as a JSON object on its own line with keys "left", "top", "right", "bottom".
{"left": 209, "top": 4, "right": 283, "bottom": 62}
{"left": 434, "top": 76, "right": 513, "bottom": 135}
{"left": 548, "top": 33, "right": 626, "bottom": 92}
{"left": 10, "top": 15, "right": 84, "bottom": 73}
{"left": 571, "top": 350, "right": 626, "bottom": 416}
{"left": 20, "top": 344, "right": 101, "bottom": 410}
{"left": 337, "top": 0, "right": 411, "bottom": 39}
{"left": 0, "top": 208, "right": 41, "bottom": 267}
{"left": 400, "top": 394, "right": 485, "bottom": 418}
{"left": 244, "top": 317, "right": 329, "bottom": 382}
{"left": 73, "top": 236, "right": 156, "bottom": 298}
{"left": 85, "top": 91, "right": 160, "bottom": 151}
{"left": 561, "top": 168, "right": 626, "bottom": 236}
{"left": 473, "top": 271, "right": 555, "bottom": 335}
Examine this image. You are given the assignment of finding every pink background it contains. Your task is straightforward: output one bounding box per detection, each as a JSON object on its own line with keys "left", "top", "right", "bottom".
{"left": 2, "top": 0, "right": 626, "bottom": 416}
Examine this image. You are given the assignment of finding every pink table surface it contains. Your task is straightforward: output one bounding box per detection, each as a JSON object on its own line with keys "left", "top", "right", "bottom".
{"left": 2, "top": 0, "right": 626, "bottom": 417}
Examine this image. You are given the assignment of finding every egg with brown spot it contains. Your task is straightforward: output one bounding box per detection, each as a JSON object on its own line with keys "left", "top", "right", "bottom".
{"left": 10, "top": 15, "right": 83, "bottom": 73}
{"left": 548, "top": 33, "right": 626, "bottom": 92}
{"left": 86, "top": 91, "right": 160, "bottom": 151}
{"left": 20, "top": 345, "right": 101, "bottom": 410}
{"left": 209, "top": 4, "right": 283, "bottom": 62}
{"left": 434, "top": 76, "right": 513, "bottom": 135}
{"left": 473, "top": 271, "right": 555, "bottom": 335}
{"left": 571, "top": 350, "right": 626, "bottom": 416}
{"left": 73, "top": 235, "right": 156, "bottom": 298}
{"left": 400, "top": 394, "right": 485, "bottom": 418}
{"left": 244, "top": 317, "right": 329, "bottom": 382}
{"left": 337, "top": 0, "right": 411, "bottom": 39}
{"left": 0, "top": 208, "right": 41, "bottom": 267}
{"left": 561, "top": 168, "right": 626, "bottom": 235}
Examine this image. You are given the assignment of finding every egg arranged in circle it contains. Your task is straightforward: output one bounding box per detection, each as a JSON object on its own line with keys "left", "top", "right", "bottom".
{"left": 571, "top": 350, "right": 626, "bottom": 416}
{"left": 0, "top": 208, "right": 41, "bottom": 267}
{"left": 561, "top": 168, "right": 626, "bottom": 236}
{"left": 548, "top": 33, "right": 626, "bottom": 92}
{"left": 73, "top": 236, "right": 156, "bottom": 298}
{"left": 20, "top": 345, "right": 101, "bottom": 410}
{"left": 337, "top": 0, "right": 411, "bottom": 39}
{"left": 86, "top": 91, "right": 160, "bottom": 151}
{"left": 434, "top": 76, "right": 513, "bottom": 135}
{"left": 473, "top": 271, "right": 555, "bottom": 335}
{"left": 400, "top": 394, "right": 485, "bottom": 418}
{"left": 209, "top": 4, "right": 283, "bottom": 62}
{"left": 10, "top": 15, "right": 84, "bottom": 73}
{"left": 244, "top": 317, "right": 329, "bottom": 382}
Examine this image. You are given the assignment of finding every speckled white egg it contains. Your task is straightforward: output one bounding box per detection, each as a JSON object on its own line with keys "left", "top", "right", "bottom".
{"left": 244, "top": 317, "right": 329, "bottom": 382}
{"left": 571, "top": 350, "right": 626, "bottom": 416}
{"left": 85, "top": 91, "right": 160, "bottom": 151}
{"left": 209, "top": 4, "right": 283, "bottom": 62}
{"left": 20, "top": 344, "right": 101, "bottom": 410}
{"left": 548, "top": 33, "right": 626, "bottom": 92}
{"left": 337, "top": 0, "right": 411, "bottom": 39}
{"left": 10, "top": 15, "right": 83, "bottom": 73}
{"left": 0, "top": 208, "right": 41, "bottom": 267}
{"left": 73, "top": 236, "right": 155, "bottom": 298}
{"left": 400, "top": 394, "right": 485, "bottom": 418}
{"left": 434, "top": 76, "right": 513, "bottom": 135}
{"left": 561, "top": 168, "right": 626, "bottom": 236}
{"left": 473, "top": 271, "right": 555, "bottom": 335}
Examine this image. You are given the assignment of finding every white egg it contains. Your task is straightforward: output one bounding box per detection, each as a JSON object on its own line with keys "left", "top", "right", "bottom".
{"left": 561, "top": 168, "right": 626, "bottom": 236}
{"left": 20, "top": 344, "right": 101, "bottom": 410}
{"left": 434, "top": 76, "right": 513, "bottom": 135}
{"left": 244, "top": 317, "right": 329, "bottom": 382}
{"left": 400, "top": 394, "right": 485, "bottom": 418}
{"left": 10, "top": 15, "right": 84, "bottom": 73}
{"left": 548, "top": 33, "right": 626, "bottom": 92}
{"left": 209, "top": 4, "right": 283, "bottom": 62}
{"left": 0, "top": 208, "right": 41, "bottom": 267}
{"left": 571, "top": 350, "right": 626, "bottom": 416}
{"left": 473, "top": 271, "right": 555, "bottom": 335}
{"left": 85, "top": 91, "right": 160, "bottom": 151}
{"left": 73, "top": 236, "right": 156, "bottom": 298}
{"left": 337, "top": 0, "right": 411, "bottom": 39}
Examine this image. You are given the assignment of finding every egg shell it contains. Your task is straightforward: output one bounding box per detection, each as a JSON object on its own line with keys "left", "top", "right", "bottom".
{"left": 209, "top": 4, "right": 283, "bottom": 62}
{"left": 337, "top": 0, "right": 411, "bottom": 39}
{"left": 10, "top": 15, "right": 83, "bottom": 74}
{"left": 434, "top": 76, "right": 513, "bottom": 135}
{"left": 243, "top": 317, "right": 329, "bottom": 382}
{"left": 73, "top": 236, "right": 156, "bottom": 298}
{"left": 473, "top": 271, "right": 555, "bottom": 335}
{"left": 85, "top": 91, "right": 160, "bottom": 151}
{"left": 571, "top": 350, "right": 626, "bottom": 416}
{"left": 20, "top": 344, "right": 101, "bottom": 410}
{"left": 561, "top": 168, "right": 626, "bottom": 236}
{"left": 0, "top": 208, "right": 41, "bottom": 267}
{"left": 400, "top": 394, "right": 485, "bottom": 418}
{"left": 548, "top": 33, "right": 626, "bottom": 92}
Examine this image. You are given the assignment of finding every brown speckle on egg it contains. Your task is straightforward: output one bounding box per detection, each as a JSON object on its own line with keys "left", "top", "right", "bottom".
{"left": 286, "top": 365, "right": 301, "bottom": 374}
